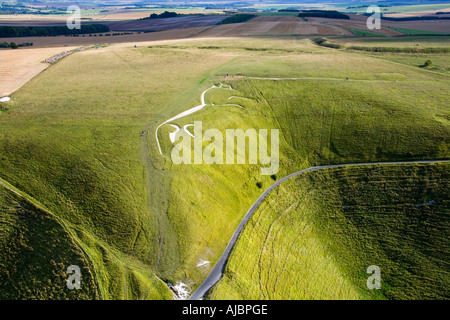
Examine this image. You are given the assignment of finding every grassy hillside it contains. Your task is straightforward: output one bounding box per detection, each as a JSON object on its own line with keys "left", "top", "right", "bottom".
{"left": 0, "top": 182, "right": 99, "bottom": 299}
{"left": 333, "top": 36, "right": 450, "bottom": 48}
{"left": 0, "top": 36, "right": 448, "bottom": 298}
{"left": 332, "top": 36, "right": 450, "bottom": 74}
{"left": 244, "top": 77, "right": 449, "bottom": 164}
{"left": 0, "top": 43, "right": 235, "bottom": 298}
{"left": 212, "top": 163, "right": 450, "bottom": 300}
{"left": 155, "top": 38, "right": 449, "bottom": 294}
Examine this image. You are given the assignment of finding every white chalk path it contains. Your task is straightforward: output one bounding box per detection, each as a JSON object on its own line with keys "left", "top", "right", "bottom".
{"left": 183, "top": 124, "right": 195, "bottom": 138}
{"left": 228, "top": 96, "right": 253, "bottom": 101}
{"left": 197, "top": 259, "right": 210, "bottom": 267}
{"left": 168, "top": 124, "right": 179, "bottom": 143}
{"left": 168, "top": 124, "right": 196, "bottom": 143}
{"left": 155, "top": 83, "right": 241, "bottom": 155}
{"left": 172, "top": 281, "right": 190, "bottom": 300}
{"left": 212, "top": 103, "right": 243, "bottom": 108}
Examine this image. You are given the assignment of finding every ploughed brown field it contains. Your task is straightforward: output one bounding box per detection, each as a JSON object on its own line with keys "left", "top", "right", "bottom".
{"left": 0, "top": 26, "right": 209, "bottom": 48}
{"left": 382, "top": 19, "right": 450, "bottom": 32}
{"left": 0, "top": 14, "right": 229, "bottom": 31}
{"left": 3, "top": 13, "right": 449, "bottom": 41}
{"left": 104, "top": 14, "right": 229, "bottom": 32}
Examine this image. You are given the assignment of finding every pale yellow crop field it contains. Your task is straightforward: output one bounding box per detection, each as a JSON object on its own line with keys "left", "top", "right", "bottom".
{"left": 0, "top": 46, "right": 76, "bottom": 96}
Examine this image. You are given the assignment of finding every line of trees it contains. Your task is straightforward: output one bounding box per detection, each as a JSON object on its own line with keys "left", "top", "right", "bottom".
{"left": 143, "top": 11, "right": 179, "bottom": 19}
{"left": 217, "top": 13, "right": 257, "bottom": 25}
{"left": 347, "top": 46, "right": 450, "bottom": 53}
{"left": 298, "top": 10, "right": 350, "bottom": 20}
{"left": 0, "top": 24, "right": 110, "bottom": 38}
{"left": 0, "top": 41, "right": 33, "bottom": 49}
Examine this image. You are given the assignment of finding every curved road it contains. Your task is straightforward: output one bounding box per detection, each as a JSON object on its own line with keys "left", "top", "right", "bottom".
{"left": 189, "top": 159, "right": 450, "bottom": 300}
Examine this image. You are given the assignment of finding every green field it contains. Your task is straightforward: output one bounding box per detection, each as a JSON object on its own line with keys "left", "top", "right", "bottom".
{"left": 392, "top": 27, "right": 450, "bottom": 36}
{"left": 0, "top": 35, "right": 449, "bottom": 299}
{"left": 350, "top": 29, "right": 388, "bottom": 37}
{"left": 328, "top": 36, "right": 450, "bottom": 74}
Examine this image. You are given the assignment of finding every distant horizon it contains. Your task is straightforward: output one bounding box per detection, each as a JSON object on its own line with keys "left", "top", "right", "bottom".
{"left": 3, "top": 0, "right": 450, "bottom": 4}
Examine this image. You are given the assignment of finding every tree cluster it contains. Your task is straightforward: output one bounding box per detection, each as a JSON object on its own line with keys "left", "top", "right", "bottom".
{"left": 0, "top": 24, "right": 110, "bottom": 37}
{"left": 217, "top": 14, "right": 257, "bottom": 25}
{"left": 298, "top": 10, "right": 350, "bottom": 20}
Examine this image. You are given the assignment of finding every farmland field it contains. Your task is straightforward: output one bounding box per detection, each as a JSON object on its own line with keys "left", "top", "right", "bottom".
{"left": 333, "top": 35, "right": 450, "bottom": 47}
{"left": 0, "top": 46, "right": 77, "bottom": 96}
{"left": 0, "top": 6, "right": 449, "bottom": 302}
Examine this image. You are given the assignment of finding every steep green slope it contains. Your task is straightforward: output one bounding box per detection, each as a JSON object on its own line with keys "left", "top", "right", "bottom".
{"left": 244, "top": 78, "right": 449, "bottom": 164}
{"left": 0, "top": 44, "right": 235, "bottom": 298}
{"left": 212, "top": 163, "right": 450, "bottom": 300}
{"left": 163, "top": 45, "right": 448, "bottom": 293}
{"left": 0, "top": 183, "right": 99, "bottom": 299}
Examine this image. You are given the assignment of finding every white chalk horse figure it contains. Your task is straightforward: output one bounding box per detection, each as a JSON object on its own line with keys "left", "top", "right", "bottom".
{"left": 155, "top": 83, "right": 243, "bottom": 155}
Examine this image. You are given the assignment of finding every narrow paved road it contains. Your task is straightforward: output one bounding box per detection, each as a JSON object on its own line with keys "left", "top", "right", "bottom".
{"left": 189, "top": 159, "right": 449, "bottom": 300}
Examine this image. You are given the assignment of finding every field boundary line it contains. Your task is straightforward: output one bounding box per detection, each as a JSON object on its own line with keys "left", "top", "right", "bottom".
{"left": 246, "top": 76, "right": 449, "bottom": 82}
